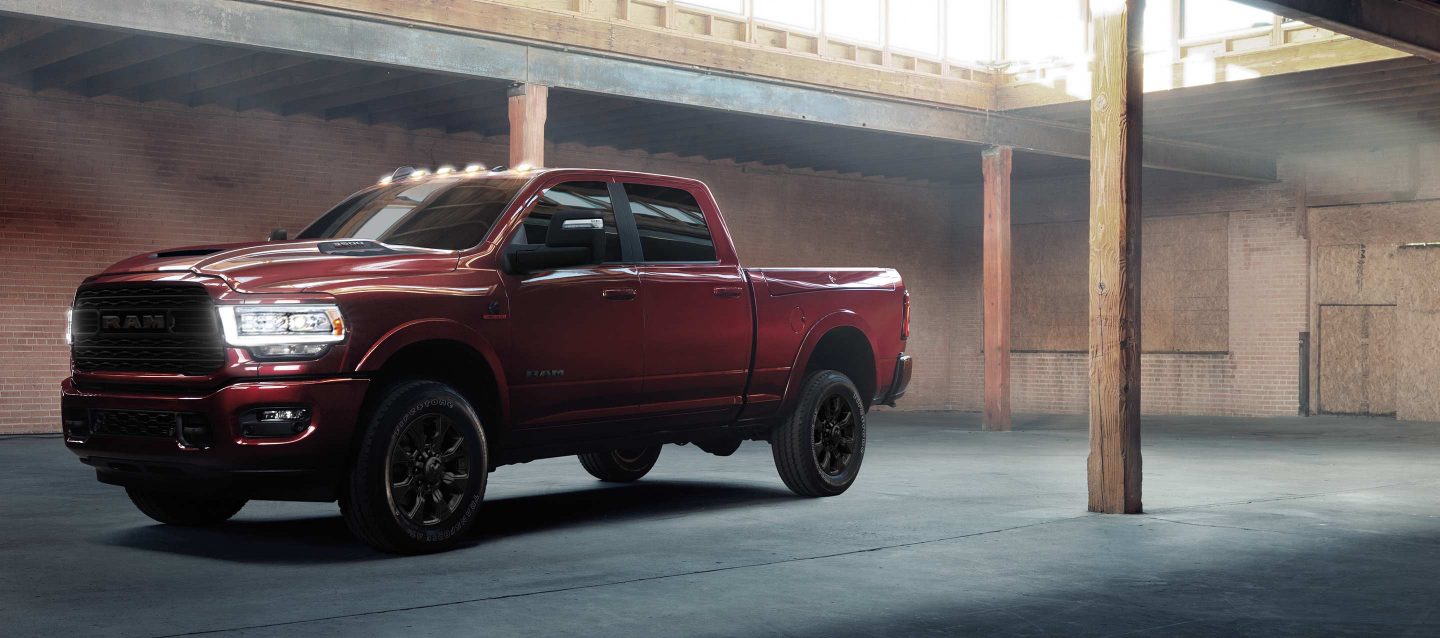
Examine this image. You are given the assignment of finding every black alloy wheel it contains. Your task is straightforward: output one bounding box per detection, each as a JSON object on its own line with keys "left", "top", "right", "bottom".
{"left": 771, "top": 369, "right": 867, "bottom": 497}
{"left": 813, "top": 393, "right": 857, "bottom": 477}
{"left": 387, "top": 413, "right": 472, "bottom": 527}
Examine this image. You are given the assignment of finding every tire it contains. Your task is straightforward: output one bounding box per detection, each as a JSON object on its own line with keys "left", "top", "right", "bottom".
{"left": 126, "top": 488, "right": 247, "bottom": 526}
{"left": 578, "top": 446, "right": 662, "bottom": 482}
{"left": 771, "top": 370, "right": 867, "bottom": 497}
{"left": 342, "top": 380, "right": 488, "bottom": 554}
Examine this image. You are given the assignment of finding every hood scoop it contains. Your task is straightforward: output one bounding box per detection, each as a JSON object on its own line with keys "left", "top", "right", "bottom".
{"left": 317, "top": 240, "right": 403, "bottom": 256}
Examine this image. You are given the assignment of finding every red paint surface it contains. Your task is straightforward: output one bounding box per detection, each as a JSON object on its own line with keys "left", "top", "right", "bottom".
{"left": 63, "top": 169, "right": 909, "bottom": 490}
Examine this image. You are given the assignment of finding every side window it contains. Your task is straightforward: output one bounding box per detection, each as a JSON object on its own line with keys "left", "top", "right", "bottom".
{"left": 624, "top": 183, "right": 717, "bottom": 262}
{"left": 514, "top": 181, "right": 621, "bottom": 262}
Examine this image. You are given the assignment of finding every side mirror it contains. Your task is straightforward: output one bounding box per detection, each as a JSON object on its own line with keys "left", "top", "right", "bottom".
{"left": 269, "top": 228, "right": 288, "bottom": 241}
{"left": 545, "top": 211, "right": 605, "bottom": 258}
{"left": 503, "top": 211, "right": 604, "bottom": 275}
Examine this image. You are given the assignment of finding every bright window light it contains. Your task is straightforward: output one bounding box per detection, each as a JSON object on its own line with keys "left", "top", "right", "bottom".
{"left": 1182, "top": 0, "right": 1272, "bottom": 38}
{"left": 678, "top": 0, "right": 744, "bottom": 15}
{"left": 1004, "top": 0, "right": 1085, "bottom": 63}
{"left": 888, "top": 0, "right": 942, "bottom": 57}
{"left": 945, "top": 0, "right": 991, "bottom": 64}
{"left": 825, "top": 0, "right": 883, "bottom": 45}
{"left": 1144, "top": 0, "right": 1174, "bottom": 54}
{"left": 754, "top": 0, "right": 817, "bottom": 30}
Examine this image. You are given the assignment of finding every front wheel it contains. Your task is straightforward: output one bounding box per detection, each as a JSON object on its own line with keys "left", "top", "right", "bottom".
{"left": 342, "top": 380, "right": 488, "bottom": 554}
{"left": 771, "top": 370, "right": 867, "bottom": 497}
{"left": 126, "top": 488, "right": 247, "bottom": 526}
{"left": 578, "top": 446, "right": 662, "bottom": 482}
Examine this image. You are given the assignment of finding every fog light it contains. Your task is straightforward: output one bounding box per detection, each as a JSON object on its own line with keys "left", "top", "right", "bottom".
{"left": 250, "top": 343, "right": 328, "bottom": 358}
{"left": 241, "top": 407, "right": 311, "bottom": 438}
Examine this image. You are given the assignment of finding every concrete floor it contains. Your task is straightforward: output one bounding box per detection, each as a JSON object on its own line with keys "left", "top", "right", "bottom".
{"left": 3, "top": 412, "right": 1439, "bottom": 637}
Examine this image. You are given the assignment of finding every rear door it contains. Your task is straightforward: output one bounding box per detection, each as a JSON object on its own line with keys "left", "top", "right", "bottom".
{"left": 501, "top": 179, "right": 644, "bottom": 430}
{"left": 623, "top": 181, "right": 752, "bottom": 426}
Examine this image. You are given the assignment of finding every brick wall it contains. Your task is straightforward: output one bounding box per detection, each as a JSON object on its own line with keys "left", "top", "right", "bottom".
{"left": 0, "top": 86, "right": 1403, "bottom": 433}
{"left": 952, "top": 173, "right": 1310, "bottom": 417}
{"left": 0, "top": 89, "right": 972, "bottom": 433}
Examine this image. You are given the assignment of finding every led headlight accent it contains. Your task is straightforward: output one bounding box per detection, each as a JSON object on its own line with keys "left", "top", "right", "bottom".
{"left": 218, "top": 304, "right": 345, "bottom": 346}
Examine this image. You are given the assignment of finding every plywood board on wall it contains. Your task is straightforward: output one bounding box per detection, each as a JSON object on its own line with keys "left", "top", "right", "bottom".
{"left": 1011, "top": 213, "right": 1229, "bottom": 352}
{"left": 1395, "top": 245, "right": 1440, "bottom": 421}
{"left": 1316, "top": 243, "right": 1398, "bottom": 306}
{"left": 1318, "top": 305, "right": 1396, "bottom": 415}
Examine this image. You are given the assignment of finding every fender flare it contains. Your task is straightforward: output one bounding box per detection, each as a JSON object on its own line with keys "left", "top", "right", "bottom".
{"left": 775, "top": 309, "right": 879, "bottom": 418}
{"left": 354, "top": 318, "right": 510, "bottom": 425}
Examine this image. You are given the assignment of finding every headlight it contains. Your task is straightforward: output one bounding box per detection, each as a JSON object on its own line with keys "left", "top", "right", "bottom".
{"left": 217, "top": 304, "right": 346, "bottom": 348}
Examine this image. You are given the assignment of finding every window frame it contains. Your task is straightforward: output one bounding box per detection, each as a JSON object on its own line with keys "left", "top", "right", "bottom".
{"left": 617, "top": 179, "right": 722, "bottom": 266}
{"left": 506, "top": 179, "right": 636, "bottom": 265}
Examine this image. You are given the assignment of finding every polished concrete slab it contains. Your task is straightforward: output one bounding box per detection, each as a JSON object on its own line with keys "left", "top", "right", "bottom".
{"left": 3, "top": 412, "right": 1438, "bottom": 637}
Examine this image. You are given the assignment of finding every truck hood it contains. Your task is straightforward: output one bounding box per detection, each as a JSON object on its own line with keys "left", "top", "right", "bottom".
{"left": 97, "top": 240, "right": 460, "bottom": 294}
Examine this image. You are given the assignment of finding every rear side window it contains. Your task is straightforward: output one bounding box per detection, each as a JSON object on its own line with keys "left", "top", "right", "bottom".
{"left": 624, "top": 183, "right": 717, "bottom": 263}
{"left": 514, "top": 181, "right": 621, "bottom": 262}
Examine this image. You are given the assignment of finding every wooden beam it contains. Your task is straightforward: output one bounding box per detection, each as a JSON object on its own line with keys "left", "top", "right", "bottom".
{"left": 998, "top": 35, "right": 1408, "bottom": 111}
{"left": 1241, "top": 0, "right": 1440, "bottom": 62}
{"left": 0, "top": 0, "right": 1276, "bottom": 182}
{"left": 982, "top": 145, "right": 1013, "bottom": 433}
{"left": 508, "top": 83, "right": 547, "bottom": 168}
{"left": 136, "top": 53, "right": 310, "bottom": 104}
{"left": 31, "top": 37, "right": 190, "bottom": 91}
{"left": 1088, "top": 0, "right": 1143, "bottom": 515}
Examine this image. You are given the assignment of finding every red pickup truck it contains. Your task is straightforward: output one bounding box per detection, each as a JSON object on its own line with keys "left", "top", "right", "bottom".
{"left": 62, "top": 166, "right": 911, "bottom": 553}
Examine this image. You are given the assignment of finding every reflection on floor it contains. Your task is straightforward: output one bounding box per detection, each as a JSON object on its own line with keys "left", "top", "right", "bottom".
{"left": 4, "top": 412, "right": 1438, "bottom": 636}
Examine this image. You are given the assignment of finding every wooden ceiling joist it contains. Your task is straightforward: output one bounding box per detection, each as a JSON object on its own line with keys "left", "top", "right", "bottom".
{"left": 1242, "top": 0, "right": 1440, "bottom": 61}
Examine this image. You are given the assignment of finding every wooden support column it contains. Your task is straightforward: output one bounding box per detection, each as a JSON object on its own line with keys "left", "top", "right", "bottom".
{"left": 982, "top": 146, "right": 1013, "bottom": 432}
{"left": 1087, "top": 0, "right": 1143, "bottom": 515}
{"left": 507, "top": 83, "right": 548, "bottom": 168}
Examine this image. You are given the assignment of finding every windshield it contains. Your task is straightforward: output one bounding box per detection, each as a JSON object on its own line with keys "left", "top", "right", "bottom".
{"left": 297, "top": 176, "right": 530, "bottom": 250}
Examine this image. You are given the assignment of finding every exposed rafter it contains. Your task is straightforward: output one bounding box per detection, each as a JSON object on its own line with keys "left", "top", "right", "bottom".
{"left": 1241, "top": 0, "right": 1440, "bottom": 61}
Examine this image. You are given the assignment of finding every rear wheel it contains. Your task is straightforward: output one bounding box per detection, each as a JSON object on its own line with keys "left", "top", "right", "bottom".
{"left": 578, "top": 446, "right": 662, "bottom": 482}
{"left": 342, "top": 380, "right": 488, "bottom": 554}
{"left": 126, "top": 488, "right": 247, "bottom": 526}
{"left": 771, "top": 370, "right": 867, "bottom": 497}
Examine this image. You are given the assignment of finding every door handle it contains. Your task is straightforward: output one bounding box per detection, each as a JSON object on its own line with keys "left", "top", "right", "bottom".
{"left": 713, "top": 286, "right": 744, "bottom": 298}
{"left": 602, "top": 288, "right": 638, "bottom": 301}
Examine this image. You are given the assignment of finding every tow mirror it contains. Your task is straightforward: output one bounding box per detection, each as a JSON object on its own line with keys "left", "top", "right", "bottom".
{"left": 269, "top": 228, "right": 288, "bottom": 241}
{"left": 504, "top": 211, "right": 605, "bottom": 275}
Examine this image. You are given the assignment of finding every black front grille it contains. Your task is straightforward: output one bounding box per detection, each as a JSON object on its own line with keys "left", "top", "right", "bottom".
{"left": 90, "top": 410, "right": 180, "bottom": 438}
{"left": 72, "top": 284, "right": 225, "bottom": 375}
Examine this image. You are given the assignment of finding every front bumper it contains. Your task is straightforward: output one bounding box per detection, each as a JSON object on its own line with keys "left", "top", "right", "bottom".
{"left": 62, "top": 376, "right": 369, "bottom": 501}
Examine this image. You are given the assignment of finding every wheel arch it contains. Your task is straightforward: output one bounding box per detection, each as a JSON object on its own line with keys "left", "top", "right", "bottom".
{"left": 354, "top": 320, "right": 509, "bottom": 448}
{"left": 780, "top": 311, "right": 879, "bottom": 415}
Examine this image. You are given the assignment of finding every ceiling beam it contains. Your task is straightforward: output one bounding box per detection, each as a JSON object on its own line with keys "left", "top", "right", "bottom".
{"left": 30, "top": 36, "right": 190, "bottom": 90}
{"left": 136, "top": 53, "right": 310, "bottom": 103}
{"left": 0, "top": 0, "right": 1277, "bottom": 182}
{"left": 1240, "top": 0, "right": 1440, "bottom": 61}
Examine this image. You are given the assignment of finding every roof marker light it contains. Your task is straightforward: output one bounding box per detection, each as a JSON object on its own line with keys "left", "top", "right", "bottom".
{"left": 465, "top": 163, "right": 484, "bottom": 173}
{"left": 411, "top": 169, "right": 428, "bottom": 179}
{"left": 436, "top": 165, "right": 454, "bottom": 175}
{"left": 378, "top": 175, "right": 393, "bottom": 185}
{"left": 514, "top": 163, "right": 533, "bottom": 173}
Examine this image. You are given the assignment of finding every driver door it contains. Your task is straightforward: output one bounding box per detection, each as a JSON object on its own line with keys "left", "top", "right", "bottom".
{"left": 501, "top": 180, "right": 644, "bottom": 431}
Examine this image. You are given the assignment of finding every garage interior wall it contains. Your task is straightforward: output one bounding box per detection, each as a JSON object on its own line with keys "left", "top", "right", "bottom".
{"left": 0, "top": 88, "right": 973, "bottom": 433}
{"left": 3, "top": 87, "right": 1438, "bottom": 433}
